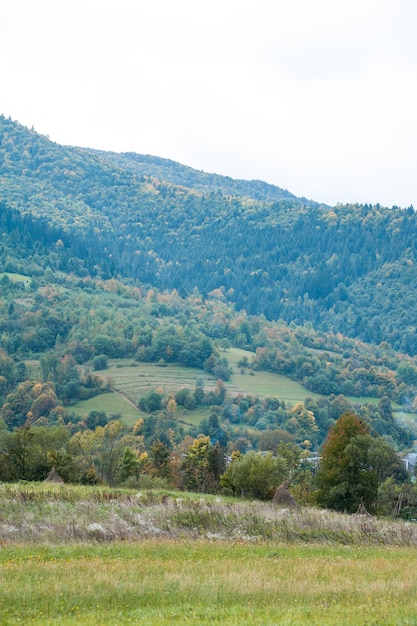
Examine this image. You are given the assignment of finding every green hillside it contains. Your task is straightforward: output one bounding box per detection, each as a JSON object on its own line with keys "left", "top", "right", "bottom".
{"left": 0, "top": 263, "right": 413, "bottom": 449}
{"left": 1, "top": 115, "right": 417, "bottom": 354}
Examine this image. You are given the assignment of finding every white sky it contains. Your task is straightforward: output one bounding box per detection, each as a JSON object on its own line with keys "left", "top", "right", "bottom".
{"left": 1, "top": 0, "right": 417, "bottom": 207}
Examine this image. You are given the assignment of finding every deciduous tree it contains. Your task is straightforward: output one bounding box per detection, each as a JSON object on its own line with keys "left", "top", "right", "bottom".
{"left": 221, "top": 450, "right": 287, "bottom": 500}
{"left": 315, "top": 411, "right": 378, "bottom": 513}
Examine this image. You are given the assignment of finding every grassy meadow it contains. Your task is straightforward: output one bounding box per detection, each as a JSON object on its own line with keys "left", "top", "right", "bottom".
{"left": 1, "top": 483, "right": 417, "bottom": 625}
{"left": 2, "top": 541, "right": 417, "bottom": 625}
{"left": 28, "top": 348, "right": 319, "bottom": 430}
{"left": 67, "top": 391, "right": 144, "bottom": 427}
{"left": 0, "top": 271, "right": 31, "bottom": 283}
{"left": 93, "top": 348, "right": 321, "bottom": 408}
{"left": 105, "top": 360, "right": 215, "bottom": 401}
{"left": 225, "top": 348, "right": 321, "bottom": 402}
{"left": 71, "top": 348, "right": 322, "bottom": 426}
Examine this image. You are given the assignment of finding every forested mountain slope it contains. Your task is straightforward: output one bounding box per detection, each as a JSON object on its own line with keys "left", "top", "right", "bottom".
{"left": 1, "top": 115, "right": 417, "bottom": 354}
{"left": 87, "top": 149, "right": 316, "bottom": 204}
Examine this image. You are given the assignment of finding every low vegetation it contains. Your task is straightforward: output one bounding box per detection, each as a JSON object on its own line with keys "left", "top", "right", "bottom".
{"left": 1, "top": 482, "right": 417, "bottom": 546}
{"left": 1, "top": 483, "right": 417, "bottom": 625}
{"left": 2, "top": 542, "right": 417, "bottom": 625}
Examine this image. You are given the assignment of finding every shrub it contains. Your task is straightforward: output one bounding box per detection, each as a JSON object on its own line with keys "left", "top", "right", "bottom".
{"left": 92, "top": 354, "right": 108, "bottom": 371}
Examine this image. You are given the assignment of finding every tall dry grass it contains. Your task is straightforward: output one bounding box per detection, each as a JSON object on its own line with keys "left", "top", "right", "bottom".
{"left": 1, "top": 482, "right": 417, "bottom": 546}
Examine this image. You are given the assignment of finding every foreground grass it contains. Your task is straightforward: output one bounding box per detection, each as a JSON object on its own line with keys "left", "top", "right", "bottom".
{"left": 1, "top": 541, "right": 417, "bottom": 625}
{"left": 2, "top": 484, "right": 417, "bottom": 624}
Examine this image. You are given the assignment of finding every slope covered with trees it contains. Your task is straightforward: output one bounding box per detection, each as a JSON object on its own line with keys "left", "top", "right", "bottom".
{"left": 87, "top": 150, "right": 312, "bottom": 204}
{"left": 1, "top": 115, "right": 417, "bottom": 354}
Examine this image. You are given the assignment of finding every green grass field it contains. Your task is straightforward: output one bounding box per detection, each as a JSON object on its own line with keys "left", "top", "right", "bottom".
{"left": 1, "top": 541, "right": 417, "bottom": 625}
{"left": 225, "top": 348, "right": 321, "bottom": 402}
{"left": 68, "top": 391, "right": 144, "bottom": 427}
{"left": 94, "top": 349, "right": 320, "bottom": 406}
{"left": 71, "top": 359, "right": 220, "bottom": 426}
{"left": 105, "top": 359, "right": 216, "bottom": 402}
{"left": 69, "top": 350, "right": 319, "bottom": 426}
{"left": 65, "top": 347, "right": 413, "bottom": 433}
{"left": 105, "top": 348, "right": 393, "bottom": 408}
{"left": 70, "top": 391, "right": 214, "bottom": 428}
{"left": 0, "top": 271, "right": 31, "bottom": 283}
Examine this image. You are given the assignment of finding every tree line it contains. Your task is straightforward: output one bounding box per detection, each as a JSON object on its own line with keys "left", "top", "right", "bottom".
{"left": 0, "top": 409, "right": 415, "bottom": 518}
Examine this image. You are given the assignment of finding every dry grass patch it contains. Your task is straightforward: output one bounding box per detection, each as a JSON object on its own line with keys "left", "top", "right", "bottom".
{"left": 2, "top": 483, "right": 417, "bottom": 547}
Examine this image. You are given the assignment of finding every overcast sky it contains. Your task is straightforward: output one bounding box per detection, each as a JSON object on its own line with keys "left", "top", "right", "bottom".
{"left": 2, "top": 0, "right": 416, "bottom": 207}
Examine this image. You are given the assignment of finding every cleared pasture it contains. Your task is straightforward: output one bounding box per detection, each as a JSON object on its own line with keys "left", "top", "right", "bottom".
{"left": 0, "top": 271, "right": 31, "bottom": 283}
{"left": 105, "top": 360, "right": 217, "bottom": 403}
{"left": 104, "top": 349, "right": 321, "bottom": 406}
{"left": 70, "top": 391, "right": 212, "bottom": 428}
{"left": 222, "top": 348, "right": 319, "bottom": 402}
{"left": 105, "top": 349, "right": 388, "bottom": 407}
{"left": 69, "top": 391, "right": 144, "bottom": 427}
{"left": 70, "top": 351, "right": 320, "bottom": 426}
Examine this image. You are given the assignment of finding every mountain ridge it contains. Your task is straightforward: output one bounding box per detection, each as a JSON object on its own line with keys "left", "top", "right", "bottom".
{"left": 85, "top": 148, "right": 321, "bottom": 206}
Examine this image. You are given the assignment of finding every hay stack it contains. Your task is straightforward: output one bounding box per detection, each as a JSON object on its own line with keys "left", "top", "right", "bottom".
{"left": 355, "top": 501, "right": 372, "bottom": 516}
{"left": 44, "top": 467, "right": 64, "bottom": 483}
{"left": 273, "top": 480, "right": 297, "bottom": 507}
